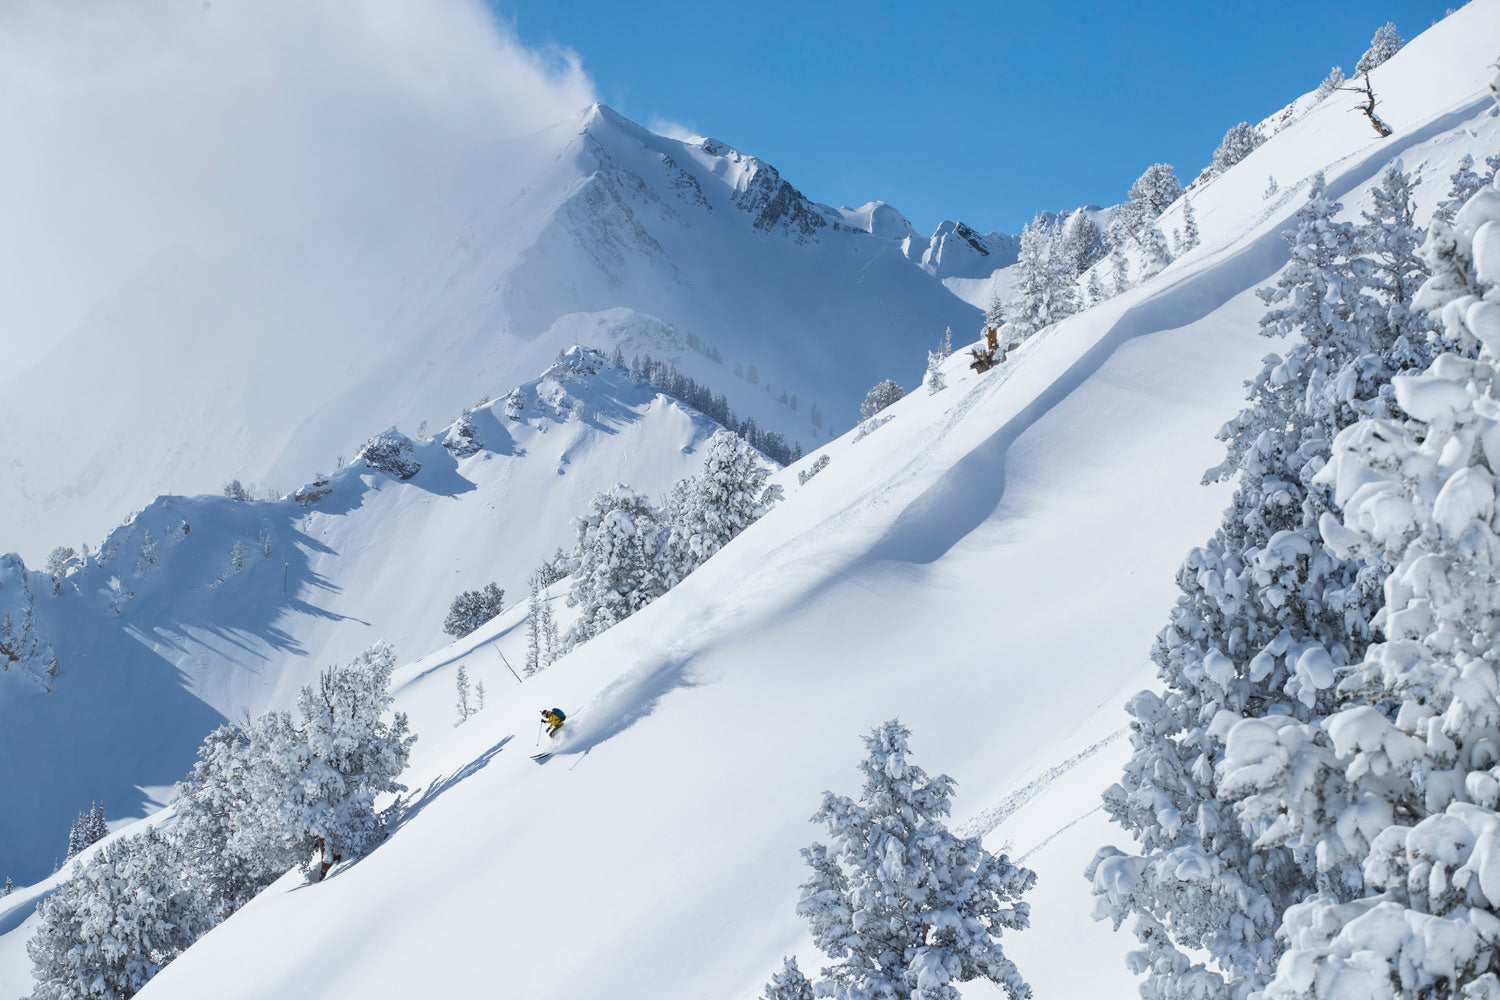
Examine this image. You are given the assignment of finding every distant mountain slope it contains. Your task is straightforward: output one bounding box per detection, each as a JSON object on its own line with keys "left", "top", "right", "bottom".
{"left": 0, "top": 349, "right": 727, "bottom": 885}
{"left": 0, "top": 102, "right": 990, "bottom": 564}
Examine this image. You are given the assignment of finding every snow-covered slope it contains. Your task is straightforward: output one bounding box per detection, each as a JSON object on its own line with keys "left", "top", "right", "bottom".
{"left": 0, "top": 99, "right": 993, "bottom": 565}
{"left": 0, "top": 349, "right": 728, "bottom": 886}
{"left": 0, "top": 7, "right": 1468, "bottom": 1000}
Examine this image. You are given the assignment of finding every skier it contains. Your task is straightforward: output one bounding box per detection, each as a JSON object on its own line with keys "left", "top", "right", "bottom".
{"left": 540, "top": 707, "right": 566, "bottom": 738}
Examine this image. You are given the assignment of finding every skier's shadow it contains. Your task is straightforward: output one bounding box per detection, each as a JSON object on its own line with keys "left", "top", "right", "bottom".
{"left": 390, "top": 735, "right": 513, "bottom": 834}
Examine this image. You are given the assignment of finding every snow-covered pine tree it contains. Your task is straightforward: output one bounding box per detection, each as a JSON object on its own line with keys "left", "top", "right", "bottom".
{"left": 526, "top": 577, "right": 543, "bottom": 675}
{"left": 172, "top": 723, "right": 290, "bottom": 922}
{"left": 475, "top": 680, "right": 485, "bottom": 711}
{"left": 246, "top": 642, "right": 416, "bottom": 880}
{"left": 442, "top": 582, "right": 505, "bottom": 639}
{"left": 1211, "top": 122, "right": 1264, "bottom": 177}
{"left": 1003, "top": 218, "right": 1077, "bottom": 346}
{"left": 66, "top": 810, "right": 89, "bottom": 859}
{"left": 762, "top": 957, "right": 814, "bottom": 1000}
{"left": 3, "top": 876, "right": 11, "bottom": 895}
{"left": 1435, "top": 154, "right": 1486, "bottom": 225}
{"left": 666, "top": 430, "right": 773, "bottom": 579}
{"left": 937, "top": 326, "right": 953, "bottom": 360}
{"left": 1178, "top": 197, "right": 1200, "bottom": 254}
{"left": 1090, "top": 171, "right": 1428, "bottom": 1000}
{"left": 1057, "top": 210, "right": 1105, "bottom": 277}
{"left": 1085, "top": 267, "right": 1106, "bottom": 305}
{"left": 1355, "top": 21, "right": 1403, "bottom": 75}
{"left": 563, "top": 486, "right": 670, "bottom": 646}
{"left": 984, "top": 293, "right": 1005, "bottom": 332}
{"left": 542, "top": 599, "right": 559, "bottom": 665}
{"left": 454, "top": 664, "right": 472, "bottom": 726}
{"left": 1108, "top": 224, "right": 1131, "bottom": 295}
{"left": 66, "top": 805, "right": 103, "bottom": 857}
{"left": 222, "top": 479, "right": 250, "bottom": 501}
{"left": 1129, "top": 163, "right": 1183, "bottom": 217}
{"left": 1357, "top": 162, "right": 1433, "bottom": 364}
{"left": 798, "top": 720, "right": 1035, "bottom": 1000}
{"left": 1314, "top": 66, "right": 1345, "bottom": 102}
{"left": 28, "top": 828, "right": 209, "bottom": 1000}
{"left": 1216, "top": 162, "right": 1500, "bottom": 1000}
{"left": 925, "top": 350, "right": 947, "bottom": 394}
{"left": 859, "top": 379, "right": 905, "bottom": 421}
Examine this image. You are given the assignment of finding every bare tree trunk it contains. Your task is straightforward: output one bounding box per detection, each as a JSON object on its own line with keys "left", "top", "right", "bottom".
{"left": 1339, "top": 73, "right": 1393, "bottom": 138}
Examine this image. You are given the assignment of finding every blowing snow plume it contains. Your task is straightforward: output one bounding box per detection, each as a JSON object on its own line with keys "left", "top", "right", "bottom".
{"left": 0, "top": 0, "right": 594, "bottom": 558}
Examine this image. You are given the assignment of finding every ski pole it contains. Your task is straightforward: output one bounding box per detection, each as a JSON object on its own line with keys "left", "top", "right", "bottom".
{"left": 536, "top": 721, "right": 544, "bottom": 746}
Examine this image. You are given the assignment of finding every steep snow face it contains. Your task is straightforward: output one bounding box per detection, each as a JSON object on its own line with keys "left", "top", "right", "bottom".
{"left": 0, "top": 351, "right": 726, "bottom": 885}
{"left": 67, "top": 8, "right": 1498, "bottom": 1000}
{"left": 0, "top": 100, "right": 979, "bottom": 565}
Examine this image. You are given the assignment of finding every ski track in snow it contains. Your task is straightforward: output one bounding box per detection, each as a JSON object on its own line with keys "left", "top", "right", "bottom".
{"left": 1018, "top": 805, "right": 1107, "bottom": 865}
{"left": 956, "top": 727, "right": 1126, "bottom": 841}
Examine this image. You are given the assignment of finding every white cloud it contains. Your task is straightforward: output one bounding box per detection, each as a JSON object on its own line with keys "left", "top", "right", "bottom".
{"left": 0, "top": 0, "right": 596, "bottom": 378}
{"left": 648, "top": 117, "right": 705, "bottom": 144}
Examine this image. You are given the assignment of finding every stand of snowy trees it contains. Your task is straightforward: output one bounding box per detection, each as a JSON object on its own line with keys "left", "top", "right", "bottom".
{"left": 626, "top": 352, "right": 801, "bottom": 464}
{"left": 767, "top": 720, "right": 1035, "bottom": 1000}
{"left": 1091, "top": 85, "right": 1500, "bottom": 996}
{"left": 27, "top": 643, "right": 415, "bottom": 1000}
{"left": 560, "top": 430, "right": 776, "bottom": 648}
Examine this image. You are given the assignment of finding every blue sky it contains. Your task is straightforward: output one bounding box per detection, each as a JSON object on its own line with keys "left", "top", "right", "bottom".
{"left": 496, "top": 0, "right": 1457, "bottom": 235}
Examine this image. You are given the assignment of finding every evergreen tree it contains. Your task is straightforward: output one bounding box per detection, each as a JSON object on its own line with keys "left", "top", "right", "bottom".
{"left": 3, "top": 876, "right": 11, "bottom": 896}
{"left": 1220, "top": 167, "right": 1500, "bottom": 1000}
{"left": 66, "top": 803, "right": 107, "bottom": 859}
{"left": 29, "top": 829, "right": 209, "bottom": 1000}
{"left": 925, "top": 350, "right": 947, "bottom": 395}
{"left": 1314, "top": 66, "right": 1345, "bottom": 101}
{"left": 525, "top": 577, "right": 544, "bottom": 676}
{"left": 1128, "top": 163, "right": 1183, "bottom": 217}
{"left": 563, "top": 487, "right": 670, "bottom": 646}
{"left": 1108, "top": 225, "right": 1131, "bottom": 295}
{"left": 1056, "top": 210, "right": 1105, "bottom": 276}
{"left": 860, "top": 379, "right": 905, "bottom": 421}
{"left": 222, "top": 479, "right": 250, "bottom": 501}
{"left": 454, "top": 664, "right": 472, "bottom": 726}
{"left": 762, "top": 957, "right": 815, "bottom": 1000}
{"left": 984, "top": 292, "right": 1006, "bottom": 331}
{"left": 443, "top": 582, "right": 505, "bottom": 639}
{"left": 1004, "top": 218, "right": 1077, "bottom": 346}
{"left": 666, "top": 431, "right": 773, "bottom": 578}
{"left": 1091, "top": 172, "right": 1429, "bottom": 1000}
{"left": 1358, "top": 162, "right": 1432, "bottom": 358}
{"left": 1084, "top": 267, "right": 1106, "bottom": 305}
{"left": 1355, "top": 21, "right": 1403, "bottom": 75}
{"left": 475, "top": 680, "right": 485, "bottom": 712}
{"left": 1210, "top": 122, "right": 1264, "bottom": 176}
{"left": 798, "top": 721, "right": 1034, "bottom": 1000}
{"left": 244, "top": 643, "right": 416, "bottom": 881}
{"left": 1178, "top": 197, "right": 1200, "bottom": 254}
{"left": 172, "top": 724, "right": 288, "bottom": 922}
{"left": 1434, "top": 153, "right": 1485, "bottom": 224}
